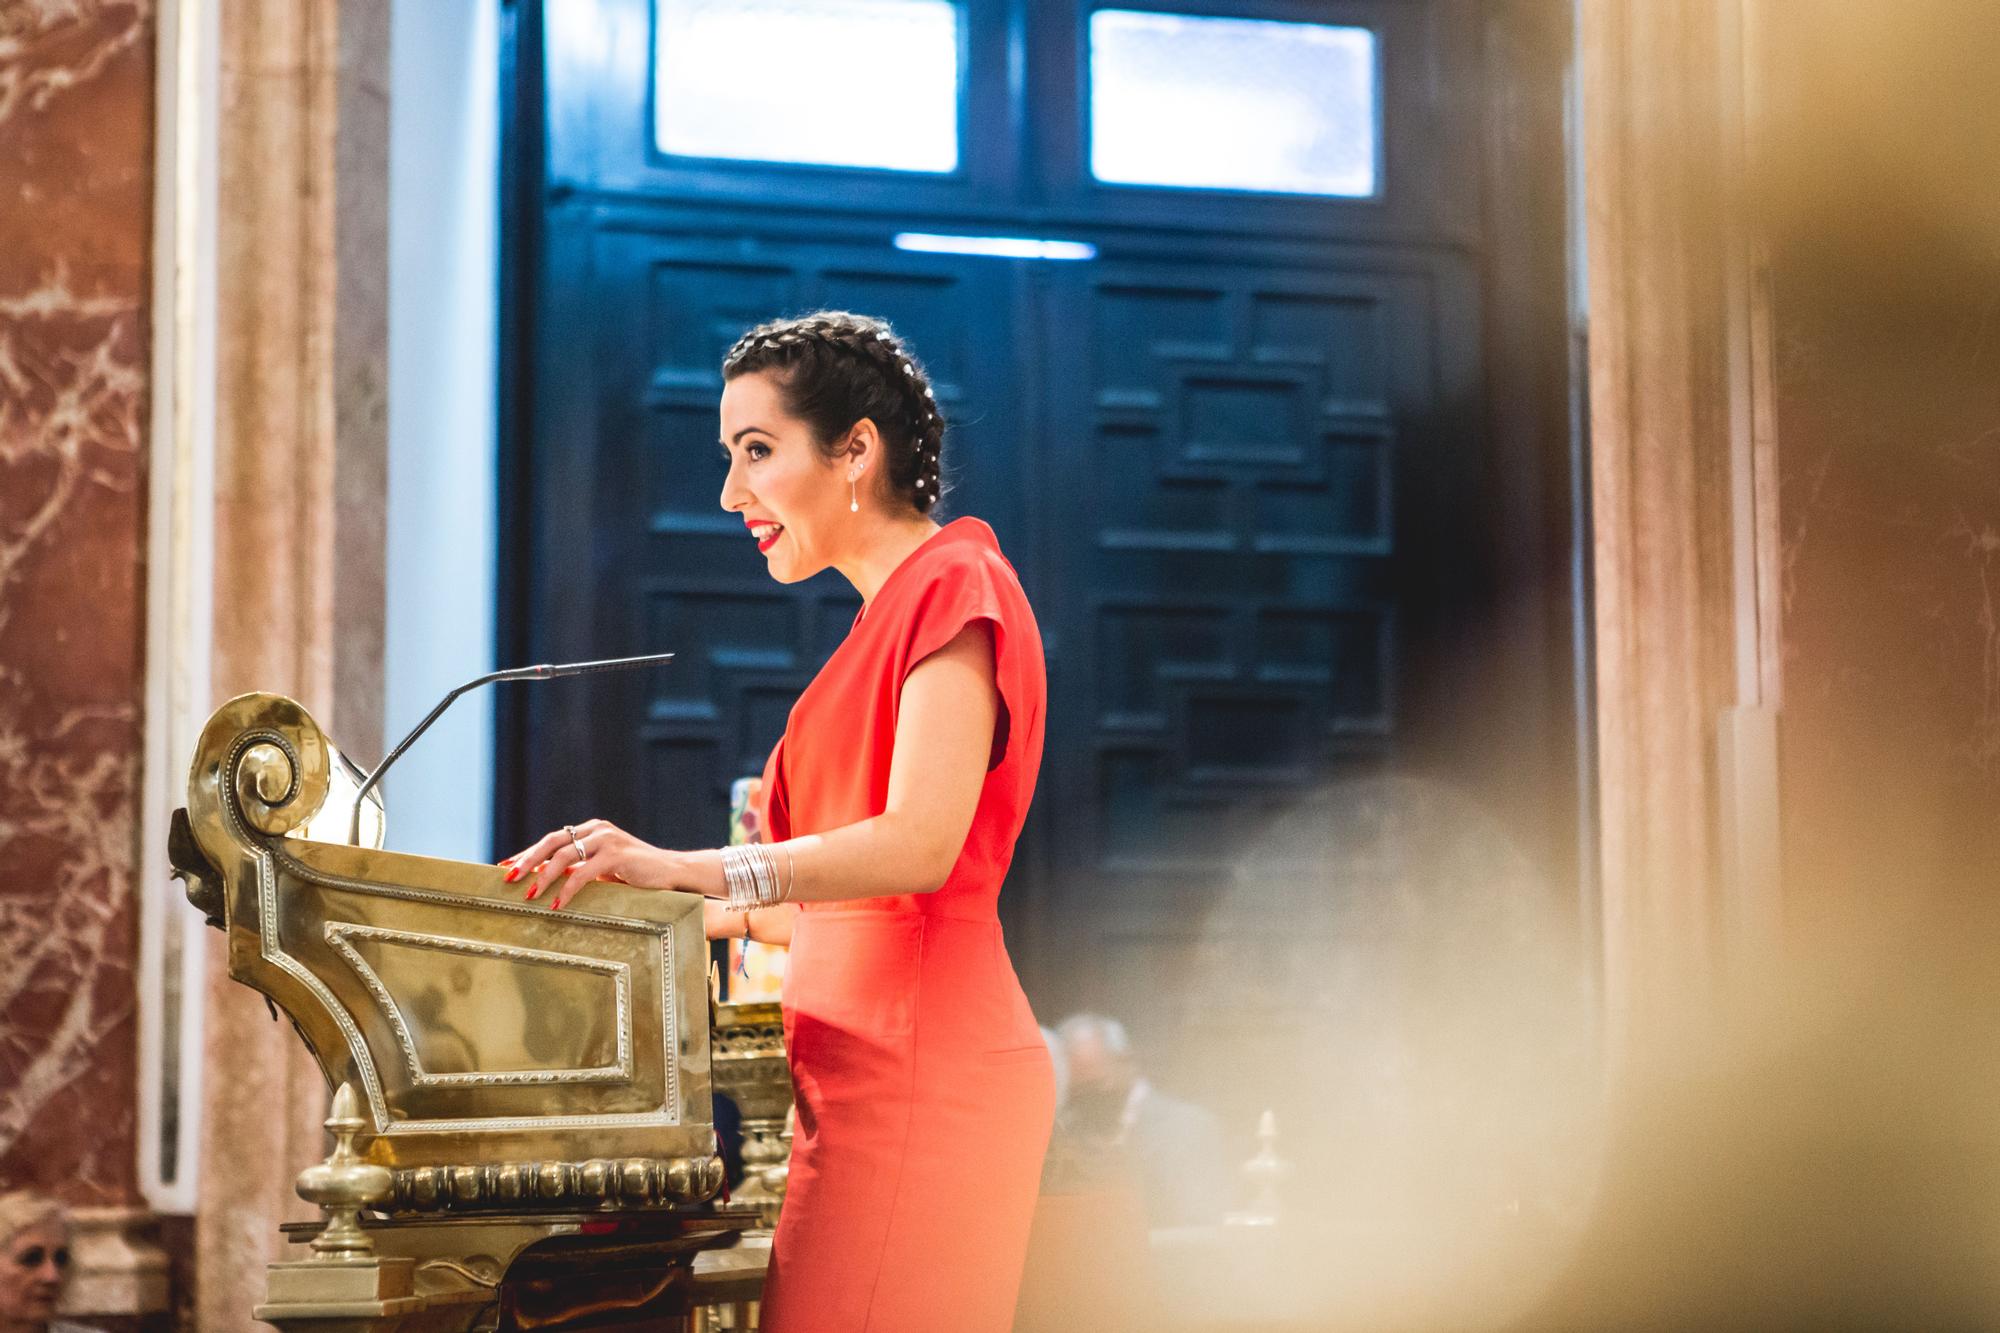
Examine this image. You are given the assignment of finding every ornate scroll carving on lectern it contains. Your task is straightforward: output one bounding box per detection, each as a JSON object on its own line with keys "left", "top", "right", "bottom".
{"left": 172, "top": 693, "right": 750, "bottom": 1331}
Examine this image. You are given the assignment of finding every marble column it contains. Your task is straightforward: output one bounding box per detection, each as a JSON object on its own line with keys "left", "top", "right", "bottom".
{"left": 0, "top": 0, "right": 173, "bottom": 1319}
{"left": 1578, "top": 0, "right": 1771, "bottom": 1043}
{"left": 193, "top": 0, "right": 388, "bottom": 1328}
{"left": 1517, "top": 9, "right": 2000, "bottom": 1323}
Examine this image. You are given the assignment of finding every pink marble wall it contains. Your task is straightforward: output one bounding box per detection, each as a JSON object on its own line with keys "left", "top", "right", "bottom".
{"left": 1756, "top": 4, "right": 2000, "bottom": 923}
{"left": 0, "top": 0, "right": 155, "bottom": 1204}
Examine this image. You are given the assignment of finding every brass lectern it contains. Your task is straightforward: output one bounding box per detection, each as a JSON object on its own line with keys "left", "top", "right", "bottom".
{"left": 171, "top": 693, "right": 753, "bottom": 1331}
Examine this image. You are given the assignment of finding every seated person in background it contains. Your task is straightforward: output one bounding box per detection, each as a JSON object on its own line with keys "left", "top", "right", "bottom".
{"left": 1015, "top": 1027, "right": 1161, "bottom": 1331}
{"left": 1056, "top": 1014, "right": 1232, "bottom": 1228}
{"left": 1033, "top": 1025, "right": 1094, "bottom": 1194}
{"left": 0, "top": 1191, "right": 101, "bottom": 1333}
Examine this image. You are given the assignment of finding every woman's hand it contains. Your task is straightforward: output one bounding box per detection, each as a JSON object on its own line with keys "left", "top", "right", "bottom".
{"left": 502, "top": 819, "right": 685, "bottom": 911}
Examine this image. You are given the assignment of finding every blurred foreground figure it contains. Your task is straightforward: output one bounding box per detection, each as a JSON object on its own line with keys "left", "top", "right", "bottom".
{"left": 0, "top": 1194, "right": 99, "bottom": 1333}
{"left": 1057, "top": 1013, "right": 1232, "bottom": 1228}
{"left": 1153, "top": 778, "right": 2000, "bottom": 1330}
{"left": 1171, "top": 778, "right": 1597, "bottom": 1331}
{"left": 1520, "top": 897, "right": 2000, "bottom": 1332}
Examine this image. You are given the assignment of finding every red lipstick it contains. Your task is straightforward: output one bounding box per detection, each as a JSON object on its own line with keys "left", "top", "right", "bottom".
{"left": 745, "top": 516, "right": 784, "bottom": 553}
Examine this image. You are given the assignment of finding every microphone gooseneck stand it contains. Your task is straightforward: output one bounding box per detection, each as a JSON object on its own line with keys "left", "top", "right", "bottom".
{"left": 348, "top": 652, "right": 677, "bottom": 845}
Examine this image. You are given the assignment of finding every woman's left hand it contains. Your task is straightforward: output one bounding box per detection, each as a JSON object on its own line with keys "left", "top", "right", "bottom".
{"left": 502, "top": 819, "right": 681, "bottom": 911}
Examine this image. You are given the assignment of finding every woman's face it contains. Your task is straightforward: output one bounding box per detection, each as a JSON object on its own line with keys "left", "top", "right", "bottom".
{"left": 0, "top": 1221, "right": 68, "bottom": 1325}
{"left": 718, "top": 371, "right": 859, "bottom": 584}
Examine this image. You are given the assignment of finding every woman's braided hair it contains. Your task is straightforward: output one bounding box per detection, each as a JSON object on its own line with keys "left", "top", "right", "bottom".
{"left": 721, "top": 311, "right": 947, "bottom": 513}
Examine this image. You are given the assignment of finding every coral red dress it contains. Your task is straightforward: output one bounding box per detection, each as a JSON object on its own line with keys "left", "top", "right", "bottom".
{"left": 755, "top": 517, "right": 1055, "bottom": 1333}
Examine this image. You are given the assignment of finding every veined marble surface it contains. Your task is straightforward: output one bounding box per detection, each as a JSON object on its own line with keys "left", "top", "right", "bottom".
{"left": 0, "top": 0, "right": 154, "bottom": 1203}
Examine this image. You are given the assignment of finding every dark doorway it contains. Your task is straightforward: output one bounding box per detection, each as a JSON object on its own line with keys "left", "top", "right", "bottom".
{"left": 498, "top": 0, "right": 1581, "bottom": 1049}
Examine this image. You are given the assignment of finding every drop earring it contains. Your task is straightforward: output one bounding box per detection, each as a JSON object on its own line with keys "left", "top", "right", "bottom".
{"left": 849, "top": 468, "right": 860, "bottom": 513}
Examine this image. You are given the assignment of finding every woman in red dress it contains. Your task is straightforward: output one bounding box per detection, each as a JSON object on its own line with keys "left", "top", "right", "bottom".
{"left": 506, "top": 311, "right": 1055, "bottom": 1331}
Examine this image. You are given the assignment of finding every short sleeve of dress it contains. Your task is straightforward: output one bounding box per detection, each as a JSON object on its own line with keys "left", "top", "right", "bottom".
{"left": 897, "top": 546, "right": 1037, "bottom": 772}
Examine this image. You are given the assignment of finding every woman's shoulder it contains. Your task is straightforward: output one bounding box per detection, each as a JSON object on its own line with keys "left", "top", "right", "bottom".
{"left": 879, "top": 517, "right": 1036, "bottom": 661}
{"left": 903, "top": 517, "right": 1022, "bottom": 591}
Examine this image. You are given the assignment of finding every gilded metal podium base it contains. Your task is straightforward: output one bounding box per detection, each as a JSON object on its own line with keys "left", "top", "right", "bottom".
{"left": 172, "top": 693, "right": 752, "bottom": 1331}
{"left": 258, "top": 1209, "right": 759, "bottom": 1332}
{"left": 255, "top": 1254, "right": 423, "bottom": 1330}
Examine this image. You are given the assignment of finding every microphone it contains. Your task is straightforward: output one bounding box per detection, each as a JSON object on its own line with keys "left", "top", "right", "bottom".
{"left": 348, "top": 651, "right": 676, "bottom": 844}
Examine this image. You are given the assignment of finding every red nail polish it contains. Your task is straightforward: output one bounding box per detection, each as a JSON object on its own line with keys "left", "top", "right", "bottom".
{"left": 525, "top": 885, "right": 539, "bottom": 900}
{"left": 504, "top": 868, "right": 519, "bottom": 883}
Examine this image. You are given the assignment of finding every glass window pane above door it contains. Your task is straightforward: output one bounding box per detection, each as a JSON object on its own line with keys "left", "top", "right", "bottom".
{"left": 653, "top": 0, "right": 961, "bottom": 172}
{"left": 1089, "top": 9, "right": 1379, "bottom": 198}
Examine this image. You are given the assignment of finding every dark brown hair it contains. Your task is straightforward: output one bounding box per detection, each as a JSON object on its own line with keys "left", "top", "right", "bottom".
{"left": 722, "top": 311, "right": 947, "bottom": 513}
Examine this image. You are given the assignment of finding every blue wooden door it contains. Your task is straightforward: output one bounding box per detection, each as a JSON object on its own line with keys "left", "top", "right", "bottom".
{"left": 500, "top": 0, "right": 1577, "bottom": 1008}
{"left": 1035, "top": 252, "right": 1484, "bottom": 939}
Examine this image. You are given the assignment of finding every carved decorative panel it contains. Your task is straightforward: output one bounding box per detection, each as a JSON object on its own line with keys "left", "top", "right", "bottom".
{"left": 1038, "top": 261, "right": 1449, "bottom": 914}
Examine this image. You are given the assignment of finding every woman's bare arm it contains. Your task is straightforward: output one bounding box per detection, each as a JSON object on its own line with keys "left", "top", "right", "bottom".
{"left": 512, "top": 622, "right": 1000, "bottom": 917}
{"left": 705, "top": 898, "right": 798, "bottom": 946}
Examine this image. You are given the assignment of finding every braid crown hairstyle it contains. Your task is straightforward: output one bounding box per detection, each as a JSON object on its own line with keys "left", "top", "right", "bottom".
{"left": 722, "top": 311, "right": 948, "bottom": 513}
